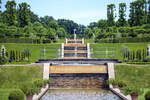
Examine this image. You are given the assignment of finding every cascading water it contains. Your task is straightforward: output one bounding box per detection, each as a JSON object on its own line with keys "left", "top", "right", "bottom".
{"left": 74, "top": 33, "right": 78, "bottom": 58}
{"left": 40, "top": 33, "right": 121, "bottom": 100}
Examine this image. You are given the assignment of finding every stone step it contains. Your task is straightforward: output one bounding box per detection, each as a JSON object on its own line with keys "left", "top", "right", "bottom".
{"left": 64, "top": 44, "right": 87, "bottom": 47}
{"left": 64, "top": 50, "right": 87, "bottom": 53}
{"left": 63, "top": 57, "right": 87, "bottom": 59}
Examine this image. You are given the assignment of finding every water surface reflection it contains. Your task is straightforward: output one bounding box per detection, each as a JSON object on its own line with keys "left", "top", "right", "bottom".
{"left": 41, "top": 89, "right": 121, "bottom": 100}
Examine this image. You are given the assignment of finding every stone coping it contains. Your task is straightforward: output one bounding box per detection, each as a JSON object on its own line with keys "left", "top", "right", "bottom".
{"left": 32, "top": 84, "right": 49, "bottom": 100}
{"left": 109, "top": 85, "right": 132, "bottom": 100}
{"left": 49, "top": 65, "right": 107, "bottom": 74}
{"left": 107, "top": 63, "right": 132, "bottom": 100}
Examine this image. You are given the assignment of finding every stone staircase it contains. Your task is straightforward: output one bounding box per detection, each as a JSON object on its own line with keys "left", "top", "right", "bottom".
{"left": 62, "top": 39, "right": 90, "bottom": 59}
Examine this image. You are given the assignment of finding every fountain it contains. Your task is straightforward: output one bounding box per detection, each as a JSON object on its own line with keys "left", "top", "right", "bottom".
{"left": 40, "top": 31, "right": 121, "bottom": 100}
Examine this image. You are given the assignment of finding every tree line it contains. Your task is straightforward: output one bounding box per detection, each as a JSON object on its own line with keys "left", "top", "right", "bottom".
{"left": 86, "top": 0, "right": 150, "bottom": 42}
{"left": 0, "top": 0, "right": 87, "bottom": 42}
{"left": 0, "top": 0, "right": 150, "bottom": 42}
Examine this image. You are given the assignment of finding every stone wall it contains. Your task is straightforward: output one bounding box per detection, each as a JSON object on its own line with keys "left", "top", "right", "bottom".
{"left": 49, "top": 74, "right": 108, "bottom": 89}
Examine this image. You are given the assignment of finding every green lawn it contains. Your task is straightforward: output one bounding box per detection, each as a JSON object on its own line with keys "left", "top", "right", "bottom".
{"left": 0, "top": 66, "right": 42, "bottom": 100}
{"left": 115, "top": 65, "right": 150, "bottom": 100}
{"left": 0, "top": 43, "right": 61, "bottom": 63}
{"left": 91, "top": 43, "right": 148, "bottom": 60}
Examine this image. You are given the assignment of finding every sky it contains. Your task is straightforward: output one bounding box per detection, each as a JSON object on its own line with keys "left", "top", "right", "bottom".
{"left": 1, "top": 0, "right": 135, "bottom": 26}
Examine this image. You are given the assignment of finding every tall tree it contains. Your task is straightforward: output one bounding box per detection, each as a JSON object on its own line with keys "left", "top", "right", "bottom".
{"left": 129, "top": 2, "right": 136, "bottom": 26}
{"left": 48, "top": 21, "right": 58, "bottom": 30}
{"left": 0, "top": 0, "right": 2, "bottom": 22}
{"left": 134, "top": 0, "right": 146, "bottom": 26}
{"left": 39, "top": 16, "right": 55, "bottom": 28}
{"left": 107, "top": 4, "right": 116, "bottom": 26}
{"left": 129, "top": 0, "right": 146, "bottom": 26}
{"left": 97, "top": 19, "right": 107, "bottom": 29}
{"left": 88, "top": 22, "right": 97, "bottom": 30}
{"left": 118, "top": 3, "right": 126, "bottom": 27}
{"left": 148, "top": 0, "right": 150, "bottom": 23}
{"left": 30, "top": 11, "right": 39, "bottom": 23}
{"left": 5, "top": 0, "right": 17, "bottom": 26}
{"left": 18, "top": 2, "right": 30, "bottom": 27}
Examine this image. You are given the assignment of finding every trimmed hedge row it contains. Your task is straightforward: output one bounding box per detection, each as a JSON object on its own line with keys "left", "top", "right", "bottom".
{"left": 96, "top": 37, "right": 150, "bottom": 43}
{"left": 0, "top": 38, "right": 52, "bottom": 44}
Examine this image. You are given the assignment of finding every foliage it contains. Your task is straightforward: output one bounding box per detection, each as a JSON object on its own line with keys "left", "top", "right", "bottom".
{"left": 5, "top": 0, "right": 17, "bottom": 26}
{"left": 20, "top": 82, "right": 39, "bottom": 96}
{"left": 145, "top": 91, "right": 150, "bottom": 100}
{"left": 18, "top": 2, "right": 30, "bottom": 27}
{"left": 0, "top": 56, "right": 7, "bottom": 64}
{"left": 123, "top": 86, "right": 143, "bottom": 95}
{"left": 33, "top": 79, "right": 44, "bottom": 88}
{"left": 8, "top": 89, "right": 25, "bottom": 100}
{"left": 117, "top": 80, "right": 127, "bottom": 88}
{"left": 43, "top": 79, "right": 50, "bottom": 85}
{"left": 107, "top": 79, "right": 118, "bottom": 86}
{"left": 107, "top": 4, "right": 116, "bottom": 26}
{"left": 118, "top": 3, "right": 126, "bottom": 27}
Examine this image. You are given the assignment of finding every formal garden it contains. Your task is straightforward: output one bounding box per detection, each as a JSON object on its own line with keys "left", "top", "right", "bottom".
{"left": 1, "top": 0, "right": 150, "bottom": 100}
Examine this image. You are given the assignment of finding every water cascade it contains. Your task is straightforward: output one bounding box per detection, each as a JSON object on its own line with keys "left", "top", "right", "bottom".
{"left": 41, "top": 33, "right": 121, "bottom": 100}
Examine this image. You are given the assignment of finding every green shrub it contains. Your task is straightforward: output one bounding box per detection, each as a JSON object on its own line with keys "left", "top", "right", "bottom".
{"left": 145, "top": 91, "right": 150, "bottom": 100}
{"left": 123, "top": 86, "right": 143, "bottom": 95}
{"left": 33, "top": 79, "right": 44, "bottom": 88}
{"left": 44, "top": 79, "right": 50, "bottom": 85}
{"left": 107, "top": 79, "right": 118, "bottom": 86}
{"left": 146, "top": 56, "right": 150, "bottom": 62}
{"left": 117, "top": 80, "right": 127, "bottom": 88}
{"left": 0, "top": 56, "right": 7, "bottom": 64}
{"left": 20, "top": 83, "right": 39, "bottom": 96}
{"left": 8, "top": 89, "right": 25, "bottom": 100}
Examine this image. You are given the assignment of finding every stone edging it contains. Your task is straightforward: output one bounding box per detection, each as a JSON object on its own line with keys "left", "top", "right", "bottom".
{"left": 107, "top": 63, "right": 132, "bottom": 100}
{"left": 32, "top": 84, "right": 49, "bottom": 100}
{"left": 32, "top": 63, "right": 50, "bottom": 100}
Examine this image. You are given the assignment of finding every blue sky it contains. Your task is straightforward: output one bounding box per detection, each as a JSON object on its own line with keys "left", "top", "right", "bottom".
{"left": 1, "top": 0, "right": 135, "bottom": 26}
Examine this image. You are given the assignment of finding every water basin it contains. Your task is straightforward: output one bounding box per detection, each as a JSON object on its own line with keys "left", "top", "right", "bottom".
{"left": 41, "top": 89, "right": 121, "bottom": 100}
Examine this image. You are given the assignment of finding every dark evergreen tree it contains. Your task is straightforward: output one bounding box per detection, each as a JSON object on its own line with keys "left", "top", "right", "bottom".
{"left": 148, "top": 0, "right": 150, "bottom": 23}
{"left": 129, "top": 2, "right": 136, "bottom": 26}
{"left": 118, "top": 3, "right": 127, "bottom": 27}
{"left": 107, "top": 4, "right": 116, "bottom": 26}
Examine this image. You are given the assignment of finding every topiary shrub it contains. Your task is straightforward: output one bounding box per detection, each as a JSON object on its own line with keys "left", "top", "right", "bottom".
{"left": 145, "top": 91, "right": 150, "bottom": 100}
{"left": 9, "top": 89, "right": 25, "bottom": 100}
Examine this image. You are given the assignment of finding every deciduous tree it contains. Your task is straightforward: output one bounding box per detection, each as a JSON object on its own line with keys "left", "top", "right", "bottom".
{"left": 18, "top": 2, "right": 30, "bottom": 27}
{"left": 5, "top": 0, "right": 17, "bottom": 26}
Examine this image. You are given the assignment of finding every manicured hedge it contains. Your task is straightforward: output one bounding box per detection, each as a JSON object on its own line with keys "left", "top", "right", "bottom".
{"left": 96, "top": 37, "right": 150, "bottom": 43}
{"left": 0, "top": 38, "right": 52, "bottom": 44}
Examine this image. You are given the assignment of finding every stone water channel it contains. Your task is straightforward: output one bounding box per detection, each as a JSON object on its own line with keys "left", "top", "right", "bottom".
{"left": 40, "top": 38, "right": 121, "bottom": 100}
